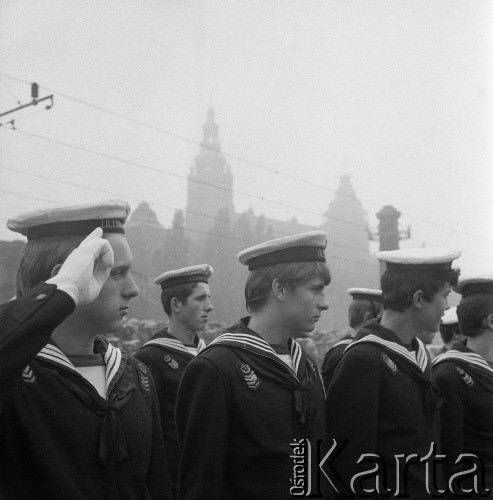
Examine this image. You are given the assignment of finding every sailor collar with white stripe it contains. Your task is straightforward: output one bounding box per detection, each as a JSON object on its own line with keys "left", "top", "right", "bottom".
{"left": 143, "top": 329, "right": 206, "bottom": 357}
{"left": 207, "top": 317, "right": 304, "bottom": 378}
{"left": 347, "top": 321, "right": 430, "bottom": 373}
{"left": 433, "top": 340, "right": 493, "bottom": 376}
{"left": 36, "top": 337, "right": 125, "bottom": 396}
{"left": 331, "top": 336, "right": 354, "bottom": 350}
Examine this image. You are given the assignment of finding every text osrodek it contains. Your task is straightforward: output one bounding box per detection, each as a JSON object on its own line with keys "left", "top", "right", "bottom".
{"left": 289, "top": 439, "right": 490, "bottom": 498}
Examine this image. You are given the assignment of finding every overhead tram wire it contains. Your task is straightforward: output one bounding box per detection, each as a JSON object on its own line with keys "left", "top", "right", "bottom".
{"left": 0, "top": 76, "right": 21, "bottom": 104}
{"left": 1, "top": 187, "right": 489, "bottom": 265}
{"left": 0, "top": 71, "right": 489, "bottom": 243}
{"left": 0, "top": 164, "right": 372, "bottom": 256}
{"left": 3, "top": 126, "right": 368, "bottom": 230}
{"left": 0, "top": 189, "right": 372, "bottom": 268}
{"left": 2, "top": 181, "right": 490, "bottom": 264}
{"left": 2, "top": 130, "right": 490, "bottom": 261}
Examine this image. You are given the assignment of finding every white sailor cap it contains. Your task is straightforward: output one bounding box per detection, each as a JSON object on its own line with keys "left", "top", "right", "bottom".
{"left": 376, "top": 247, "right": 461, "bottom": 272}
{"left": 237, "top": 231, "right": 327, "bottom": 271}
{"left": 154, "top": 264, "right": 213, "bottom": 289}
{"left": 454, "top": 273, "right": 493, "bottom": 297}
{"left": 7, "top": 200, "right": 131, "bottom": 240}
{"left": 441, "top": 306, "right": 458, "bottom": 326}
{"left": 347, "top": 288, "right": 383, "bottom": 302}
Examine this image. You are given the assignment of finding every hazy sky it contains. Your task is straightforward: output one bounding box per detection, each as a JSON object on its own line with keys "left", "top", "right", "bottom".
{"left": 1, "top": 0, "right": 492, "bottom": 276}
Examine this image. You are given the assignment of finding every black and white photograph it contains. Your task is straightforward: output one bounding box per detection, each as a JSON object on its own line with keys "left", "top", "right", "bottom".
{"left": 0, "top": 1, "right": 492, "bottom": 498}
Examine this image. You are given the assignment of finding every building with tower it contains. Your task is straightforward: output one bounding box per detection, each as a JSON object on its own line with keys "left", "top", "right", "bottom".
{"left": 322, "top": 174, "right": 377, "bottom": 330}
{"left": 116, "top": 108, "right": 381, "bottom": 334}
{"left": 125, "top": 108, "right": 380, "bottom": 332}
{"left": 186, "top": 107, "right": 234, "bottom": 249}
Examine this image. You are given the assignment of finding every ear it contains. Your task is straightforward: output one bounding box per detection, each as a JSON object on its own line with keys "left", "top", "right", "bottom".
{"left": 363, "top": 311, "right": 373, "bottom": 323}
{"left": 271, "top": 279, "right": 286, "bottom": 302}
{"left": 452, "top": 330, "right": 463, "bottom": 340}
{"left": 412, "top": 290, "right": 424, "bottom": 309}
{"left": 484, "top": 313, "right": 493, "bottom": 331}
{"left": 50, "top": 263, "right": 63, "bottom": 278}
{"left": 170, "top": 297, "right": 182, "bottom": 314}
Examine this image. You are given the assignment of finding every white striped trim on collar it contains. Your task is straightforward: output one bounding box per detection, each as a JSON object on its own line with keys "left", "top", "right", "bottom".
{"left": 433, "top": 349, "right": 493, "bottom": 375}
{"left": 209, "top": 332, "right": 278, "bottom": 356}
{"left": 348, "top": 334, "right": 429, "bottom": 373}
{"left": 332, "top": 338, "right": 353, "bottom": 349}
{"left": 191, "top": 339, "right": 207, "bottom": 356}
{"left": 36, "top": 342, "right": 123, "bottom": 390}
{"left": 210, "top": 332, "right": 303, "bottom": 376}
{"left": 37, "top": 344, "right": 74, "bottom": 371}
{"left": 104, "top": 343, "right": 121, "bottom": 388}
{"left": 144, "top": 337, "right": 206, "bottom": 357}
{"left": 289, "top": 338, "right": 303, "bottom": 375}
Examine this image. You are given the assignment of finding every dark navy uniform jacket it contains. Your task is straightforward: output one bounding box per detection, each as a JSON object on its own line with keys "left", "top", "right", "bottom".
{"left": 175, "top": 317, "right": 325, "bottom": 500}
{"left": 321, "top": 335, "right": 353, "bottom": 390}
{"left": 433, "top": 340, "right": 493, "bottom": 496}
{"left": 325, "top": 320, "right": 443, "bottom": 499}
{"left": 0, "top": 283, "right": 171, "bottom": 500}
{"left": 134, "top": 329, "right": 206, "bottom": 494}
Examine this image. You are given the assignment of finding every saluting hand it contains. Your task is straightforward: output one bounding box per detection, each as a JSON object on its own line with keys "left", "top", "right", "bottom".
{"left": 46, "top": 227, "right": 114, "bottom": 306}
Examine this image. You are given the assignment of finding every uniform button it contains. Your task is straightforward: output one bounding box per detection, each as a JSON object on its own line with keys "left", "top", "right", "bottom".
{"left": 35, "top": 294, "right": 47, "bottom": 301}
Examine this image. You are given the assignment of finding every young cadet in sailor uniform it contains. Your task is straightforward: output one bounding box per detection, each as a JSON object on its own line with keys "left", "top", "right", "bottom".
{"left": 324, "top": 247, "right": 460, "bottom": 499}
{"left": 433, "top": 274, "right": 493, "bottom": 496}
{"left": 0, "top": 201, "right": 171, "bottom": 500}
{"left": 321, "top": 287, "right": 382, "bottom": 390}
{"left": 134, "top": 264, "right": 213, "bottom": 498}
{"left": 175, "top": 231, "right": 330, "bottom": 500}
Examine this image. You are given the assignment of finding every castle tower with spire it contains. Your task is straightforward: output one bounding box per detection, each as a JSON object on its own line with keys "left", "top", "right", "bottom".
{"left": 124, "top": 111, "right": 377, "bottom": 333}
{"left": 323, "top": 174, "right": 369, "bottom": 262}
{"left": 322, "top": 175, "right": 379, "bottom": 330}
{"left": 185, "top": 108, "right": 234, "bottom": 246}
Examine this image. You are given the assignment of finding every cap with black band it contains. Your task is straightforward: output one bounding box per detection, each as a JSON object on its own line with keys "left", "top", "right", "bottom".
{"left": 454, "top": 274, "right": 493, "bottom": 297}
{"left": 7, "top": 200, "right": 130, "bottom": 240}
{"left": 238, "top": 230, "right": 327, "bottom": 271}
{"left": 377, "top": 247, "right": 461, "bottom": 272}
{"left": 155, "top": 264, "right": 213, "bottom": 289}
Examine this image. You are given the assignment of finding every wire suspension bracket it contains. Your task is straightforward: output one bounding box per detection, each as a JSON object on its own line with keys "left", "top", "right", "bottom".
{"left": 0, "top": 82, "right": 54, "bottom": 128}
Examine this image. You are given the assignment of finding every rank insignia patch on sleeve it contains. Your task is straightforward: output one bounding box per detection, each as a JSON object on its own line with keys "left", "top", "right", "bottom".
{"left": 163, "top": 354, "right": 179, "bottom": 370}
{"left": 456, "top": 366, "right": 474, "bottom": 387}
{"left": 22, "top": 364, "right": 37, "bottom": 388}
{"left": 381, "top": 353, "right": 398, "bottom": 375}
{"left": 239, "top": 362, "right": 261, "bottom": 391}
{"left": 136, "top": 363, "right": 151, "bottom": 396}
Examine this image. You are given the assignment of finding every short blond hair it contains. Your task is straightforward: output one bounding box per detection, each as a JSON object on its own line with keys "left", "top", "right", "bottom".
{"left": 244, "top": 261, "right": 330, "bottom": 313}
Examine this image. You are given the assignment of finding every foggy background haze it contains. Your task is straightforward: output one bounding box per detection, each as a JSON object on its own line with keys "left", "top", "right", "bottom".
{"left": 1, "top": 1, "right": 492, "bottom": 325}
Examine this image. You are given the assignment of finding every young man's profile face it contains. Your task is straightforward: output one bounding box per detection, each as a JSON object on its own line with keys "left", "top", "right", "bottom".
{"left": 418, "top": 282, "right": 452, "bottom": 334}
{"left": 178, "top": 282, "right": 213, "bottom": 332}
{"left": 283, "top": 275, "right": 329, "bottom": 337}
{"left": 75, "top": 233, "right": 139, "bottom": 334}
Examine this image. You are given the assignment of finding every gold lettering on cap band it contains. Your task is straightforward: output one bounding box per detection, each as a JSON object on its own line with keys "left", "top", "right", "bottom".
{"left": 160, "top": 274, "right": 209, "bottom": 289}
{"left": 246, "top": 245, "right": 326, "bottom": 271}
{"left": 26, "top": 219, "right": 125, "bottom": 240}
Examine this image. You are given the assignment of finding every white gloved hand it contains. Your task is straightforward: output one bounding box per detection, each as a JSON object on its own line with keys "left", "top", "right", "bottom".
{"left": 46, "top": 227, "right": 114, "bottom": 306}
